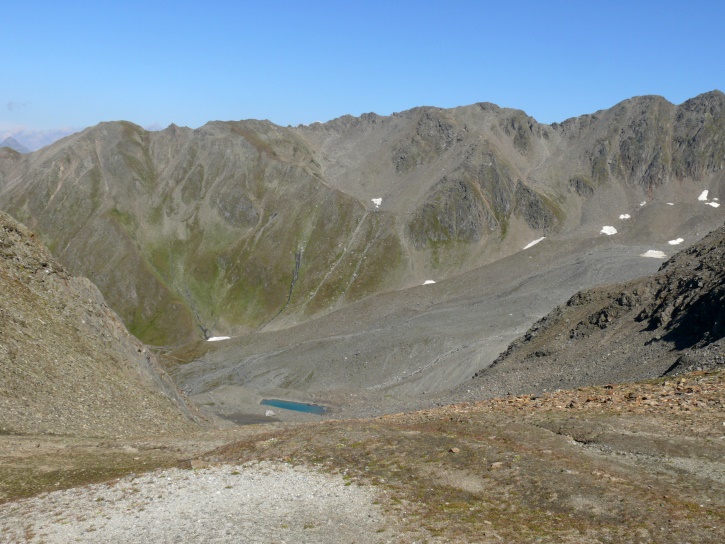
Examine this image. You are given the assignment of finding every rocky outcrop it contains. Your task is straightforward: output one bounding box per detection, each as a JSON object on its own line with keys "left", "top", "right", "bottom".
{"left": 392, "top": 108, "right": 462, "bottom": 172}
{"left": 0, "top": 212, "right": 201, "bottom": 437}
{"left": 512, "top": 180, "right": 561, "bottom": 233}
{"left": 637, "top": 229, "right": 724, "bottom": 349}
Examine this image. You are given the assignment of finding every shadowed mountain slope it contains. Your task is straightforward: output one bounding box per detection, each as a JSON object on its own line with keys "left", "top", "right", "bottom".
{"left": 0, "top": 92, "right": 723, "bottom": 346}
{"left": 467, "top": 222, "right": 724, "bottom": 399}
{"left": 0, "top": 212, "right": 201, "bottom": 437}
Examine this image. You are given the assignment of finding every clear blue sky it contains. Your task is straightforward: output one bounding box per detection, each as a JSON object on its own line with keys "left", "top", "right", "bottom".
{"left": 3, "top": 1, "right": 724, "bottom": 149}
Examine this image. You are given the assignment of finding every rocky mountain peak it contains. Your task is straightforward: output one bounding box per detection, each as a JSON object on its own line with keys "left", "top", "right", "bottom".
{"left": 0, "top": 137, "right": 29, "bottom": 154}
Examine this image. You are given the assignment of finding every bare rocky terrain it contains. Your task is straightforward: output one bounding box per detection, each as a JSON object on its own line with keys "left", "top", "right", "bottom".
{"left": 0, "top": 213, "right": 722, "bottom": 542}
{"left": 0, "top": 92, "right": 723, "bottom": 542}
{"left": 1, "top": 461, "right": 393, "bottom": 543}
{"left": 171, "top": 235, "right": 665, "bottom": 423}
{"left": 0, "top": 211, "right": 200, "bottom": 437}
{"left": 3, "top": 90, "right": 721, "bottom": 425}
{"left": 461, "top": 222, "right": 725, "bottom": 400}
{"left": 0, "top": 92, "right": 722, "bottom": 347}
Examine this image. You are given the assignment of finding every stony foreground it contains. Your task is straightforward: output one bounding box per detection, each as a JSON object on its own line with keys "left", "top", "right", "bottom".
{"left": 1, "top": 368, "right": 722, "bottom": 543}
{"left": 0, "top": 462, "right": 392, "bottom": 544}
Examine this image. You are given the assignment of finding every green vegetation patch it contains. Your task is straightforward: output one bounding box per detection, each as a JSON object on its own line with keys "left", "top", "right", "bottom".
{"left": 0, "top": 448, "right": 181, "bottom": 504}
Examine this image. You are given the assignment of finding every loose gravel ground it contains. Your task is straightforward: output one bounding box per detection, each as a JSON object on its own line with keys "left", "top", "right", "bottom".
{"left": 0, "top": 461, "right": 396, "bottom": 543}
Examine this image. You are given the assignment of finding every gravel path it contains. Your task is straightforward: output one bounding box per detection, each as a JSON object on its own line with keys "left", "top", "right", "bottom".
{"left": 0, "top": 462, "right": 397, "bottom": 543}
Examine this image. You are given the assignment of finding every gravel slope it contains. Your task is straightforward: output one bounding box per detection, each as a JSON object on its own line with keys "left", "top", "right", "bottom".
{"left": 0, "top": 211, "right": 200, "bottom": 438}
{"left": 0, "top": 462, "right": 399, "bottom": 544}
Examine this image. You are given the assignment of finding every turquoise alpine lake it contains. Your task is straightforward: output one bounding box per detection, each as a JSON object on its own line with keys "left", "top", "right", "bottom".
{"left": 260, "top": 399, "right": 327, "bottom": 415}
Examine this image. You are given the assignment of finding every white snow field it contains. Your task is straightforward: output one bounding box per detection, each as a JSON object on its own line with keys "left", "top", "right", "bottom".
{"left": 641, "top": 250, "right": 667, "bottom": 258}
{"left": 523, "top": 237, "right": 545, "bottom": 249}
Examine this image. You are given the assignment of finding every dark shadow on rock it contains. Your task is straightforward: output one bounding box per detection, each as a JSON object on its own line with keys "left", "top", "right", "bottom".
{"left": 660, "top": 286, "right": 725, "bottom": 350}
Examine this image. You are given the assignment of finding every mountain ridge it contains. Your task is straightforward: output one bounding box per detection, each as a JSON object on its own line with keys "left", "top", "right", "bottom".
{"left": 0, "top": 91, "right": 722, "bottom": 347}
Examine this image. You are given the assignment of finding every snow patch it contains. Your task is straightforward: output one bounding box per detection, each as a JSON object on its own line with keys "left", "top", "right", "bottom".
{"left": 207, "top": 336, "right": 230, "bottom": 342}
{"left": 667, "top": 202, "right": 674, "bottom": 206}
{"left": 371, "top": 198, "right": 382, "bottom": 208}
{"left": 619, "top": 214, "right": 631, "bottom": 220}
{"left": 639, "top": 201, "right": 647, "bottom": 207}
{"left": 668, "top": 238, "right": 684, "bottom": 245}
{"left": 698, "top": 190, "right": 709, "bottom": 201}
{"left": 640, "top": 250, "right": 666, "bottom": 259}
{"left": 600, "top": 226, "right": 617, "bottom": 235}
{"left": 523, "top": 237, "right": 545, "bottom": 249}
{"left": 707, "top": 202, "right": 720, "bottom": 208}
{"left": 422, "top": 280, "right": 436, "bottom": 285}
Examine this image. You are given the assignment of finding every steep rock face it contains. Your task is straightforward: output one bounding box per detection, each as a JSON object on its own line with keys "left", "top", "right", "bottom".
{"left": 552, "top": 91, "right": 725, "bottom": 190}
{"left": 0, "top": 212, "right": 200, "bottom": 437}
{"left": 392, "top": 108, "right": 463, "bottom": 172}
{"left": 471, "top": 222, "right": 725, "bottom": 397}
{"left": 672, "top": 91, "right": 725, "bottom": 179}
{"left": 406, "top": 142, "right": 516, "bottom": 248}
{"left": 407, "top": 178, "right": 493, "bottom": 248}
{"left": 512, "top": 179, "right": 561, "bottom": 233}
{"left": 636, "top": 229, "right": 724, "bottom": 354}
{"left": 0, "top": 92, "right": 723, "bottom": 345}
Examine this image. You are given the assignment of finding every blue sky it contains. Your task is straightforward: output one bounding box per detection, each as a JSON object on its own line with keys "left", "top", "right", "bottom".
{"left": 3, "top": 1, "right": 724, "bottom": 149}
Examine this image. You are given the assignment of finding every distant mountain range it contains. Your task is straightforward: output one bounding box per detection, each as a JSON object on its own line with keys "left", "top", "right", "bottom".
{"left": 0, "top": 137, "right": 30, "bottom": 154}
{"left": 0, "top": 91, "right": 723, "bottom": 347}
